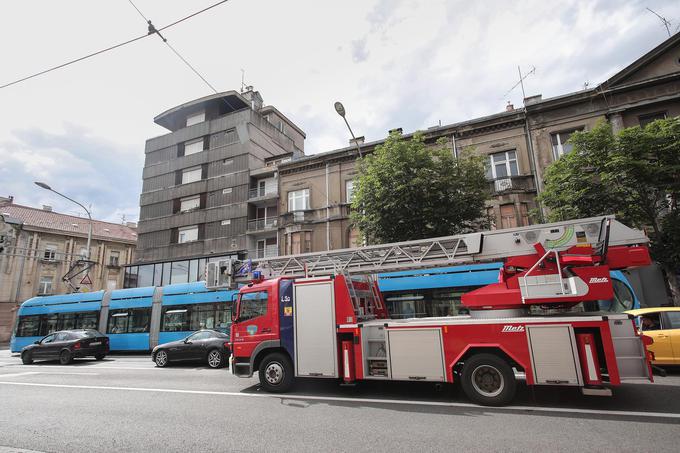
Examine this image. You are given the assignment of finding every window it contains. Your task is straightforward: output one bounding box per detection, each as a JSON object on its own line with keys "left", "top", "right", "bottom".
{"left": 239, "top": 291, "right": 268, "bottom": 322}
{"left": 17, "top": 315, "right": 41, "bottom": 337}
{"left": 221, "top": 219, "right": 231, "bottom": 226}
{"left": 38, "top": 276, "right": 53, "bottom": 294}
{"left": 186, "top": 111, "right": 205, "bottom": 127}
{"left": 55, "top": 332, "right": 71, "bottom": 342}
{"left": 222, "top": 188, "right": 232, "bottom": 194}
{"left": 109, "top": 250, "right": 120, "bottom": 266}
{"left": 188, "top": 331, "right": 213, "bottom": 341}
{"left": 43, "top": 245, "right": 57, "bottom": 261}
{"left": 551, "top": 129, "right": 582, "bottom": 160}
{"left": 108, "top": 308, "right": 151, "bottom": 334}
{"left": 639, "top": 111, "right": 667, "bottom": 128}
{"left": 184, "top": 138, "right": 204, "bottom": 156}
{"left": 41, "top": 334, "right": 57, "bottom": 344}
{"left": 180, "top": 195, "right": 201, "bottom": 212}
{"left": 345, "top": 180, "right": 355, "bottom": 203}
{"left": 640, "top": 312, "right": 662, "bottom": 331}
{"left": 162, "top": 307, "right": 190, "bottom": 332}
{"left": 666, "top": 311, "right": 680, "bottom": 329}
{"left": 597, "top": 279, "right": 636, "bottom": 312}
{"left": 289, "top": 231, "right": 312, "bottom": 255}
{"left": 171, "top": 260, "right": 190, "bottom": 283}
{"left": 487, "top": 151, "right": 518, "bottom": 179}
{"left": 178, "top": 226, "right": 199, "bottom": 244}
{"left": 189, "top": 260, "right": 199, "bottom": 283}
{"left": 181, "top": 167, "right": 202, "bottom": 184}
{"left": 137, "top": 264, "right": 154, "bottom": 287}
{"left": 288, "top": 189, "right": 310, "bottom": 211}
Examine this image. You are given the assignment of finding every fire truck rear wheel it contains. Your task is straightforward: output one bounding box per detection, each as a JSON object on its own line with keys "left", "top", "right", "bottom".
{"left": 259, "top": 352, "right": 294, "bottom": 393}
{"left": 460, "top": 353, "right": 516, "bottom": 406}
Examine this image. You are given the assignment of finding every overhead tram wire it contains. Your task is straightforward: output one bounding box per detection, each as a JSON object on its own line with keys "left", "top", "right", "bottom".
{"left": 0, "top": 0, "right": 231, "bottom": 90}
{"left": 126, "top": 0, "right": 237, "bottom": 111}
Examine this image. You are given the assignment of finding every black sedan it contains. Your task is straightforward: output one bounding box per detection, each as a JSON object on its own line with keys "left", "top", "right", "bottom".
{"left": 21, "top": 329, "right": 110, "bottom": 365}
{"left": 152, "top": 330, "right": 230, "bottom": 368}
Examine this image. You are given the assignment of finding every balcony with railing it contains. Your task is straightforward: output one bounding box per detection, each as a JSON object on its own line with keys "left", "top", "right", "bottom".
{"left": 247, "top": 217, "right": 278, "bottom": 233}
{"left": 248, "top": 186, "right": 278, "bottom": 205}
{"left": 488, "top": 175, "right": 536, "bottom": 195}
{"left": 252, "top": 245, "right": 279, "bottom": 259}
{"left": 279, "top": 205, "right": 351, "bottom": 227}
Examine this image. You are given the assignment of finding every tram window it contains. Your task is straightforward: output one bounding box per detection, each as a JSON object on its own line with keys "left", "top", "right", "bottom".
{"left": 17, "top": 316, "right": 41, "bottom": 337}
{"left": 77, "top": 312, "right": 99, "bottom": 330}
{"left": 108, "top": 308, "right": 150, "bottom": 334}
{"left": 162, "top": 306, "right": 190, "bottom": 332}
{"left": 597, "top": 279, "right": 635, "bottom": 312}
{"left": 59, "top": 313, "right": 77, "bottom": 330}
{"left": 40, "top": 314, "right": 58, "bottom": 336}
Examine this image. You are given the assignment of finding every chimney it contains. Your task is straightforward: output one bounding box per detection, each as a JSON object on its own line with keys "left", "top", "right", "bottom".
{"left": 506, "top": 101, "right": 514, "bottom": 112}
{"left": 349, "top": 136, "right": 365, "bottom": 146}
{"left": 126, "top": 222, "right": 138, "bottom": 229}
{"left": 524, "top": 94, "right": 543, "bottom": 106}
{"left": 241, "top": 86, "right": 263, "bottom": 111}
{"left": 42, "top": 205, "right": 52, "bottom": 212}
{"left": 388, "top": 127, "right": 403, "bottom": 135}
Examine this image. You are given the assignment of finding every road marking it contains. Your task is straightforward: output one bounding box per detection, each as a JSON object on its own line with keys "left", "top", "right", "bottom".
{"left": 0, "top": 372, "right": 39, "bottom": 378}
{"left": 0, "top": 380, "right": 678, "bottom": 420}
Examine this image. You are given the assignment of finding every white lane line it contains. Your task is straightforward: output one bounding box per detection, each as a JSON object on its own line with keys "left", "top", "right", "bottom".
{"left": 0, "top": 380, "right": 678, "bottom": 420}
{"left": 0, "top": 372, "right": 39, "bottom": 378}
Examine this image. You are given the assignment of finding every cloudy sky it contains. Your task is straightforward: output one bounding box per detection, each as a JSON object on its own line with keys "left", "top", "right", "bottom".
{"left": 0, "top": 0, "right": 678, "bottom": 223}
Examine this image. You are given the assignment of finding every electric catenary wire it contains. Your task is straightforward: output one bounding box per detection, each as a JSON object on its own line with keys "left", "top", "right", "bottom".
{"left": 126, "top": 0, "right": 236, "bottom": 110}
{"left": 0, "top": 0, "right": 231, "bottom": 90}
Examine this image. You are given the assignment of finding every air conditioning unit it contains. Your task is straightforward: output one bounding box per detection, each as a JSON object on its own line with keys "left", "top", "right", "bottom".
{"left": 206, "top": 259, "right": 234, "bottom": 289}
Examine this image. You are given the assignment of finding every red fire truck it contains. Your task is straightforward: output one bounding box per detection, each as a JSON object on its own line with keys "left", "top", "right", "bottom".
{"left": 213, "top": 216, "right": 654, "bottom": 406}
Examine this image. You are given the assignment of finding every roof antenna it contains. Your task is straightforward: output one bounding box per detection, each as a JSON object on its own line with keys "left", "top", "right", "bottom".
{"left": 241, "top": 69, "right": 246, "bottom": 93}
{"left": 500, "top": 65, "right": 536, "bottom": 103}
{"left": 646, "top": 7, "right": 672, "bottom": 37}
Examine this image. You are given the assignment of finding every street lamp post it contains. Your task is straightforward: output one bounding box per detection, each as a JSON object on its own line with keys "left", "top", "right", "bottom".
{"left": 34, "top": 182, "right": 93, "bottom": 261}
{"left": 334, "top": 101, "right": 362, "bottom": 158}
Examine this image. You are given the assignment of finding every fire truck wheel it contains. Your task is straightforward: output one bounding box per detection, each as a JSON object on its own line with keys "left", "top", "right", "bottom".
{"left": 461, "top": 353, "right": 516, "bottom": 406}
{"left": 259, "top": 352, "right": 294, "bottom": 393}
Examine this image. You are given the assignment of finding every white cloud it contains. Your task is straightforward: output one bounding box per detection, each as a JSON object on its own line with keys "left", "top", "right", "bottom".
{"left": 0, "top": 0, "right": 677, "bottom": 219}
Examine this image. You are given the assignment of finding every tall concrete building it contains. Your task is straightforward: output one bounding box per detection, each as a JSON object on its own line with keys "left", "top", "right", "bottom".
{"left": 130, "top": 89, "right": 304, "bottom": 287}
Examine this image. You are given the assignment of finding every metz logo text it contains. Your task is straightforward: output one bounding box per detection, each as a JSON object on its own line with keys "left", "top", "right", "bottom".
{"left": 589, "top": 277, "right": 609, "bottom": 284}
{"left": 501, "top": 325, "right": 525, "bottom": 333}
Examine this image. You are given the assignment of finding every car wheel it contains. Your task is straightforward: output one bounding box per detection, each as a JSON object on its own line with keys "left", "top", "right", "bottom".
{"left": 207, "top": 349, "right": 224, "bottom": 368}
{"left": 21, "top": 351, "right": 33, "bottom": 365}
{"left": 59, "top": 350, "right": 73, "bottom": 365}
{"left": 95, "top": 354, "right": 106, "bottom": 361}
{"left": 460, "top": 353, "right": 516, "bottom": 406}
{"left": 155, "top": 350, "right": 169, "bottom": 367}
{"left": 258, "top": 352, "right": 294, "bottom": 393}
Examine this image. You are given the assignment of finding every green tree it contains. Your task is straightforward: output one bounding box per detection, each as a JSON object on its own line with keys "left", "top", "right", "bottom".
{"left": 538, "top": 118, "right": 680, "bottom": 304}
{"left": 351, "top": 131, "right": 489, "bottom": 244}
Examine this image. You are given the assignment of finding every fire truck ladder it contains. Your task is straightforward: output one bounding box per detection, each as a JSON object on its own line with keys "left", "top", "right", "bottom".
{"left": 235, "top": 215, "right": 647, "bottom": 281}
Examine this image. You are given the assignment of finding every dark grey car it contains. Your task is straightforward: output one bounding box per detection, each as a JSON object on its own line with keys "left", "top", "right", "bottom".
{"left": 151, "top": 330, "right": 230, "bottom": 368}
{"left": 21, "top": 329, "right": 109, "bottom": 365}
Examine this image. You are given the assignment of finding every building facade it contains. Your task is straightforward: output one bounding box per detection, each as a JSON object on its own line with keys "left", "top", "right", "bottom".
{"left": 128, "top": 89, "right": 305, "bottom": 287}
{"left": 277, "top": 32, "right": 680, "bottom": 254}
{"left": 0, "top": 197, "right": 137, "bottom": 342}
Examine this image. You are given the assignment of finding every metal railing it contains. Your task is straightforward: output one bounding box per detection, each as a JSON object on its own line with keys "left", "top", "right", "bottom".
{"left": 248, "top": 187, "right": 278, "bottom": 199}
{"left": 247, "top": 218, "right": 278, "bottom": 232}
{"left": 253, "top": 245, "right": 279, "bottom": 259}
{"left": 489, "top": 175, "right": 536, "bottom": 194}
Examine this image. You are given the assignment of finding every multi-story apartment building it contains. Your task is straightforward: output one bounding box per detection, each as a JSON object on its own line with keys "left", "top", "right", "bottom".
{"left": 0, "top": 197, "right": 137, "bottom": 342}
{"left": 277, "top": 32, "right": 680, "bottom": 255}
{"left": 129, "top": 89, "right": 304, "bottom": 288}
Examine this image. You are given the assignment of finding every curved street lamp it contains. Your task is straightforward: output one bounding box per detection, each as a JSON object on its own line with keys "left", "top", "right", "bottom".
{"left": 334, "top": 101, "right": 362, "bottom": 158}
{"left": 34, "top": 182, "right": 93, "bottom": 261}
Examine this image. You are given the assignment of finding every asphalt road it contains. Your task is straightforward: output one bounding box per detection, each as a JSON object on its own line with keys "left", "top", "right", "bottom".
{"left": 1, "top": 349, "right": 679, "bottom": 453}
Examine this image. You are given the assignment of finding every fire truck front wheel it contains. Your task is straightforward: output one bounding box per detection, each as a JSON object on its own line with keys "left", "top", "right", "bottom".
{"left": 258, "top": 352, "right": 294, "bottom": 393}
{"left": 460, "top": 353, "right": 516, "bottom": 406}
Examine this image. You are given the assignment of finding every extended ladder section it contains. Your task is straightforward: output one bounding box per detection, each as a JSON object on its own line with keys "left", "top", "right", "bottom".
{"left": 207, "top": 216, "right": 648, "bottom": 289}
